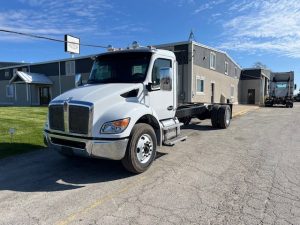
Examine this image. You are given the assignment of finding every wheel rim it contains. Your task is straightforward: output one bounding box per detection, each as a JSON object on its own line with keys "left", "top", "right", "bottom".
{"left": 225, "top": 108, "right": 231, "bottom": 125}
{"left": 136, "top": 134, "right": 153, "bottom": 164}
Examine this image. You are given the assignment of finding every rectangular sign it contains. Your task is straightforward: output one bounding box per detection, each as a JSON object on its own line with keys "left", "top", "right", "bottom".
{"left": 64, "top": 35, "right": 80, "bottom": 54}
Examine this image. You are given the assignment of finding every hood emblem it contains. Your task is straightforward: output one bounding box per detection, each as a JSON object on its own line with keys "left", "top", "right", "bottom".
{"left": 63, "top": 97, "right": 73, "bottom": 110}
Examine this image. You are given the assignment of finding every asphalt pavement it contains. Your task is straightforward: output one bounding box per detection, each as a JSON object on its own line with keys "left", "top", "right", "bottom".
{"left": 0, "top": 103, "right": 299, "bottom": 225}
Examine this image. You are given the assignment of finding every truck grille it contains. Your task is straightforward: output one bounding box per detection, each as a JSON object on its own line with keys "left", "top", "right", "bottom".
{"left": 69, "top": 105, "right": 90, "bottom": 134}
{"left": 49, "top": 102, "right": 92, "bottom": 135}
{"left": 49, "top": 105, "right": 64, "bottom": 131}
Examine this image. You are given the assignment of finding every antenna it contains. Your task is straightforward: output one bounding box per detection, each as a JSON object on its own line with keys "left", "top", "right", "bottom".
{"left": 188, "top": 30, "right": 196, "bottom": 42}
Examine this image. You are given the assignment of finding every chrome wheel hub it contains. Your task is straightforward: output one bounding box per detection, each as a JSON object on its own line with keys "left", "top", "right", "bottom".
{"left": 226, "top": 108, "right": 231, "bottom": 125}
{"left": 136, "top": 134, "right": 153, "bottom": 164}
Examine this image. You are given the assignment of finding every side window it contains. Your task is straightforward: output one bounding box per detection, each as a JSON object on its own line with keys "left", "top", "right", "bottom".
{"left": 6, "top": 85, "right": 14, "bottom": 98}
{"left": 225, "top": 61, "right": 228, "bottom": 75}
{"left": 66, "top": 61, "right": 75, "bottom": 76}
{"left": 210, "top": 52, "right": 216, "bottom": 70}
{"left": 196, "top": 76, "right": 205, "bottom": 93}
{"left": 152, "top": 58, "right": 172, "bottom": 86}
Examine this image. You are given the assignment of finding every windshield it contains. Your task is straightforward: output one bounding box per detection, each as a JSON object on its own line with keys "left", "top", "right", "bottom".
{"left": 88, "top": 52, "right": 152, "bottom": 84}
{"left": 276, "top": 83, "right": 288, "bottom": 88}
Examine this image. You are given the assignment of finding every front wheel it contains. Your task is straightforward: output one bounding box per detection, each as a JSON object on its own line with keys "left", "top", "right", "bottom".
{"left": 122, "top": 123, "right": 157, "bottom": 174}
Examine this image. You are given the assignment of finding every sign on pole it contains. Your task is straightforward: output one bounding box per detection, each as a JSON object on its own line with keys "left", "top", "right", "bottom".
{"left": 64, "top": 35, "right": 80, "bottom": 54}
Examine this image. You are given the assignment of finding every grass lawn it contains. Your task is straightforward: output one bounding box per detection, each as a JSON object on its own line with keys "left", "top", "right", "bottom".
{"left": 0, "top": 107, "right": 48, "bottom": 159}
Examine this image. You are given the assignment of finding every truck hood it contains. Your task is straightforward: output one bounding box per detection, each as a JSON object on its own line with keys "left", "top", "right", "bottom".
{"left": 52, "top": 83, "right": 143, "bottom": 104}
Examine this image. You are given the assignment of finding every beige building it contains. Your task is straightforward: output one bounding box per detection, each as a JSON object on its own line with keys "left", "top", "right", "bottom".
{"left": 239, "top": 68, "right": 270, "bottom": 105}
{"left": 156, "top": 41, "right": 241, "bottom": 104}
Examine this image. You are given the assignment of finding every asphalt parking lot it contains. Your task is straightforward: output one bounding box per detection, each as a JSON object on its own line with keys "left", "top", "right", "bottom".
{"left": 0, "top": 103, "right": 299, "bottom": 225}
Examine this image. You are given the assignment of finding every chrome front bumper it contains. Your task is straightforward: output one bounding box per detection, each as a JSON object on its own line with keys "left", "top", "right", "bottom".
{"left": 44, "top": 131, "right": 128, "bottom": 160}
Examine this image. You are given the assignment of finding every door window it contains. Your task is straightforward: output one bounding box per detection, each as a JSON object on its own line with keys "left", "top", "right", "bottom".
{"left": 152, "top": 58, "right": 172, "bottom": 87}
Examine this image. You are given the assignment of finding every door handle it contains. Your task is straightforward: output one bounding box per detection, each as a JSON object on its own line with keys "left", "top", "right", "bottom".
{"left": 167, "top": 106, "right": 173, "bottom": 111}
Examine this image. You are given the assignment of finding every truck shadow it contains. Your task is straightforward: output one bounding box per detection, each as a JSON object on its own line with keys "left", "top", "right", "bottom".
{"left": 0, "top": 149, "right": 134, "bottom": 193}
{"left": 181, "top": 123, "right": 219, "bottom": 131}
{"left": 0, "top": 148, "right": 168, "bottom": 193}
{"left": 0, "top": 143, "right": 44, "bottom": 159}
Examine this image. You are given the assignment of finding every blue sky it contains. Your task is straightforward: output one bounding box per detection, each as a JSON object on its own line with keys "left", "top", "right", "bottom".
{"left": 0, "top": 0, "right": 300, "bottom": 90}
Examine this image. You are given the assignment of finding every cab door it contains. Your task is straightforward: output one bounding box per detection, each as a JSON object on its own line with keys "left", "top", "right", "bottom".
{"left": 148, "top": 58, "right": 175, "bottom": 120}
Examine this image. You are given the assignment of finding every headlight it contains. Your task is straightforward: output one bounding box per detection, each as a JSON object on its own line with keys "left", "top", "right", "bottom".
{"left": 100, "top": 118, "right": 130, "bottom": 134}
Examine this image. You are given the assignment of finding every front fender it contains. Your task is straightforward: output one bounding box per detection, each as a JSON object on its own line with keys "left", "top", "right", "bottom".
{"left": 92, "top": 101, "right": 161, "bottom": 139}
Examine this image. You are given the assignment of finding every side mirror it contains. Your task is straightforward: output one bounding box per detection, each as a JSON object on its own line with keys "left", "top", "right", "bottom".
{"left": 146, "top": 83, "right": 160, "bottom": 91}
{"left": 159, "top": 68, "right": 172, "bottom": 91}
{"left": 75, "top": 74, "right": 83, "bottom": 87}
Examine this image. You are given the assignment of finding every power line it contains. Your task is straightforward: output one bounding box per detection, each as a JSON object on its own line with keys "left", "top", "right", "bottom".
{"left": 0, "top": 29, "right": 108, "bottom": 48}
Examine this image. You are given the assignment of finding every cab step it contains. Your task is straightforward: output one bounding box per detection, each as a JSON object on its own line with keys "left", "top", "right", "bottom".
{"left": 162, "top": 122, "right": 184, "bottom": 131}
{"left": 163, "top": 135, "right": 187, "bottom": 146}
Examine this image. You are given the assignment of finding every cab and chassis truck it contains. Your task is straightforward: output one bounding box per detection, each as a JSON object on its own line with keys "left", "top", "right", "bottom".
{"left": 44, "top": 46, "right": 232, "bottom": 173}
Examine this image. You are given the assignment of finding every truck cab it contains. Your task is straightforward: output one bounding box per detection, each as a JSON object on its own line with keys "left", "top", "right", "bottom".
{"left": 265, "top": 71, "right": 295, "bottom": 108}
{"left": 44, "top": 46, "right": 232, "bottom": 173}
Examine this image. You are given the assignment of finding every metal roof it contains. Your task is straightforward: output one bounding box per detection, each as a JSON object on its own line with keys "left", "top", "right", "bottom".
{"left": 9, "top": 71, "right": 53, "bottom": 85}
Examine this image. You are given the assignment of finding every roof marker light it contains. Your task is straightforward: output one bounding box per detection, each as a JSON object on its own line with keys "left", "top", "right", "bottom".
{"left": 132, "top": 41, "right": 140, "bottom": 49}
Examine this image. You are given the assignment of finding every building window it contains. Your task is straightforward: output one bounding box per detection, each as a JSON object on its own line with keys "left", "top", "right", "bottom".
{"left": 225, "top": 61, "right": 228, "bottom": 75}
{"left": 13, "top": 68, "right": 17, "bottom": 76}
{"left": 66, "top": 61, "right": 75, "bottom": 76}
{"left": 5, "top": 70, "right": 9, "bottom": 78}
{"left": 196, "top": 76, "right": 205, "bottom": 93}
{"left": 234, "top": 67, "right": 238, "bottom": 78}
{"left": 231, "top": 85, "right": 234, "bottom": 97}
{"left": 210, "top": 52, "right": 216, "bottom": 70}
{"left": 6, "top": 85, "right": 14, "bottom": 98}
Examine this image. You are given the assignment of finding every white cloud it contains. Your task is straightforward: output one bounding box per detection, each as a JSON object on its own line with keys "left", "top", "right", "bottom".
{"left": 193, "top": 0, "right": 225, "bottom": 14}
{"left": 220, "top": 0, "right": 300, "bottom": 58}
{"left": 0, "top": 0, "right": 146, "bottom": 43}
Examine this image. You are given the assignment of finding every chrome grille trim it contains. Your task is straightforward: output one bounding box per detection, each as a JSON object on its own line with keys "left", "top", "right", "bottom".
{"left": 48, "top": 100, "right": 94, "bottom": 137}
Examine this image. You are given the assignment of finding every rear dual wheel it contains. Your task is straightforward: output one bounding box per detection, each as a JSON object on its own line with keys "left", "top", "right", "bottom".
{"left": 286, "top": 102, "right": 294, "bottom": 108}
{"left": 211, "top": 105, "right": 231, "bottom": 129}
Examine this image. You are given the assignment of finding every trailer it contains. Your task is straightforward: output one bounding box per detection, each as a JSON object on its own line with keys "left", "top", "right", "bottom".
{"left": 44, "top": 44, "right": 233, "bottom": 173}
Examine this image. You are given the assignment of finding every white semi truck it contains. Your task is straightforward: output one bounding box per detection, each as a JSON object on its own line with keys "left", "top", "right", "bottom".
{"left": 44, "top": 45, "right": 232, "bottom": 173}
{"left": 265, "top": 71, "right": 295, "bottom": 108}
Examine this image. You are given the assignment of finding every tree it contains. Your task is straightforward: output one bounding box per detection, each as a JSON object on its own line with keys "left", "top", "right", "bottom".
{"left": 253, "top": 62, "right": 267, "bottom": 69}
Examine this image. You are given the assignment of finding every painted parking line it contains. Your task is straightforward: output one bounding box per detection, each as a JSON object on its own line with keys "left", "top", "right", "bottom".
{"left": 56, "top": 176, "right": 147, "bottom": 225}
{"left": 233, "top": 107, "right": 259, "bottom": 118}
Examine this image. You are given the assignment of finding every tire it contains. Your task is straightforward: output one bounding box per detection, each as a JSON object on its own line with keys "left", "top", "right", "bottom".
{"left": 122, "top": 123, "right": 157, "bottom": 174}
{"left": 218, "top": 105, "right": 231, "bottom": 129}
{"left": 211, "top": 105, "right": 220, "bottom": 128}
{"left": 286, "top": 102, "right": 293, "bottom": 108}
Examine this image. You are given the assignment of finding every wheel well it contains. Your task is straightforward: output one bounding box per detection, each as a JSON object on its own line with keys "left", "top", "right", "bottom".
{"left": 135, "top": 115, "right": 161, "bottom": 146}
